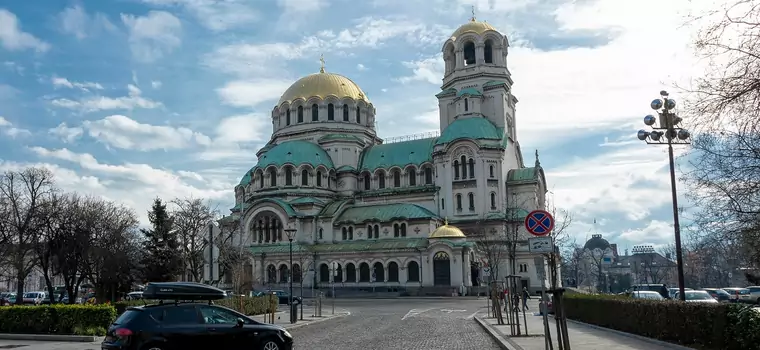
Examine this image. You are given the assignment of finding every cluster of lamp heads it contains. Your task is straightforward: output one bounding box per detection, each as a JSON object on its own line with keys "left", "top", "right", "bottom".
{"left": 637, "top": 90, "right": 691, "bottom": 142}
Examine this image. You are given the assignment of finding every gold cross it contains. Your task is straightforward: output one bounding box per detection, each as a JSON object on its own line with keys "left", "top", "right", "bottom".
{"left": 319, "top": 54, "right": 325, "bottom": 73}
{"left": 471, "top": 5, "right": 476, "bottom": 21}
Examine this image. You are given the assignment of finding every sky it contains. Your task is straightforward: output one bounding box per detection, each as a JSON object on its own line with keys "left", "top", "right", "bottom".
{"left": 0, "top": 0, "right": 719, "bottom": 252}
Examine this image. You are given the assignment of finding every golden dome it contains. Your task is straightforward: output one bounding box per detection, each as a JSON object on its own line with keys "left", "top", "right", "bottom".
{"left": 429, "top": 219, "right": 466, "bottom": 239}
{"left": 277, "top": 70, "right": 369, "bottom": 106}
{"left": 451, "top": 19, "right": 497, "bottom": 40}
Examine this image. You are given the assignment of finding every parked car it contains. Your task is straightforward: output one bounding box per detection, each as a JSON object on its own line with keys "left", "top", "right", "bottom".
{"left": 632, "top": 284, "right": 669, "bottom": 299}
{"left": 675, "top": 290, "right": 719, "bottom": 303}
{"left": 668, "top": 287, "right": 693, "bottom": 299}
{"left": 631, "top": 291, "right": 665, "bottom": 300}
{"left": 702, "top": 288, "right": 732, "bottom": 303}
{"left": 747, "top": 286, "right": 760, "bottom": 304}
{"left": 266, "top": 290, "right": 302, "bottom": 305}
{"left": 0, "top": 292, "right": 16, "bottom": 306}
{"left": 22, "top": 292, "right": 45, "bottom": 305}
{"left": 722, "top": 288, "right": 751, "bottom": 303}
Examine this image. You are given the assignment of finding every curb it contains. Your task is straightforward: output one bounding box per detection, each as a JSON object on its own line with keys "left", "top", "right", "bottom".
{"left": 283, "top": 312, "right": 350, "bottom": 330}
{"left": 0, "top": 333, "right": 99, "bottom": 342}
{"left": 556, "top": 317, "right": 695, "bottom": 350}
{"left": 474, "top": 317, "right": 524, "bottom": 350}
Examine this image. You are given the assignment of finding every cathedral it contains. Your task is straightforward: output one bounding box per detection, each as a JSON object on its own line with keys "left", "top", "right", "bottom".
{"left": 221, "top": 17, "right": 550, "bottom": 295}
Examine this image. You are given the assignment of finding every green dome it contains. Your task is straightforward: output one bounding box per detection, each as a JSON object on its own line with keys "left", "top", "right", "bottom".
{"left": 238, "top": 140, "right": 334, "bottom": 186}
{"left": 435, "top": 117, "right": 502, "bottom": 145}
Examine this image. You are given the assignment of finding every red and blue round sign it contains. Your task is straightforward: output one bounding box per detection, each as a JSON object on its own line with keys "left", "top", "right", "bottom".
{"left": 524, "top": 210, "right": 555, "bottom": 237}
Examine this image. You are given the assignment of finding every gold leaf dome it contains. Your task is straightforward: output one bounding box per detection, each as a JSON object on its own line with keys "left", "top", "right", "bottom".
{"left": 429, "top": 219, "right": 466, "bottom": 239}
{"left": 451, "top": 19, "right": 497, "bottom": 40}
{"left": 278, "top": 70, "right": 369, "bottom": 106}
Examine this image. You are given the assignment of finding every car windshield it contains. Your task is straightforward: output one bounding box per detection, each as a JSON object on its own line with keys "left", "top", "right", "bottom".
{"left": 685, "top": 291, "right": 713, "bottom": 300}
{"left": 714, "top": 289, "right": 730, "bottom": 296}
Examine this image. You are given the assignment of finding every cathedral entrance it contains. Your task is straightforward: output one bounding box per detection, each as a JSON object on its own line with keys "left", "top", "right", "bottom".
{"left": 433, "top": 251, "right": 451, "bottom": 286}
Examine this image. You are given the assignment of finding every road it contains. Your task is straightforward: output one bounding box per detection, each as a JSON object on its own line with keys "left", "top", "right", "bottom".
{"left": 290, "top": 297, "right": 500, "bottom": 350}
{"left": 0, "top": 298, "right": 499, "bottom": 350}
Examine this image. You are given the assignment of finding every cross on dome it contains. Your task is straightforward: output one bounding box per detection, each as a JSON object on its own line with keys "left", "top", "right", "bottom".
{"left": 471, "top": 5, "right": 476, "bottom": 22}
{"left": 319, "top": 54, "right": 326, "bottom": 73}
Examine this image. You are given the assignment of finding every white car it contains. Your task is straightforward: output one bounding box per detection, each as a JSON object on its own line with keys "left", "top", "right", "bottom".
{"left": 675, "top": 290, "right": 718, "bottom": 303}
{"left": 631, "top": 291, "right": 664, "bottom": 300}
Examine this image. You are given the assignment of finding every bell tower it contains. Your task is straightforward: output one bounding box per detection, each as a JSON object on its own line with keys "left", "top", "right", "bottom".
{"left": 436, "top": 10, "right": 516, "bottom": 139}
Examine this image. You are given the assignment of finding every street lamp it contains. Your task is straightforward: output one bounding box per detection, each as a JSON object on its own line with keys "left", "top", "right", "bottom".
{"left": 284, "top": 226, "right": 297, "bottom": 323}
{"left": 636, "top": 90, "right": 690, "bottom": 302}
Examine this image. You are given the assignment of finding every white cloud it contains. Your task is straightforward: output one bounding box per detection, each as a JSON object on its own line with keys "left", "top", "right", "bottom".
{"left": 121, "top": 11, "right": 182, "bottom": 62}
{"left": 0, "top": 116, "right": 9, "bottom": 127}
{"left": 216, "top": 80, "right": 293, "bottom": 108}
{"left": 141, "top": 0, "right": 259, "bottom": 32}
{"left": 198, "top": 113, "right": 271, "bottom": 161}
{"left": 357, "top": 63, "right": 367, "bottom": 71}
{"left": 0, "top": 116, "right": 30, "bottom": 138}
{"left": 58, "top": 5, "right": 116, "bottom": 40}
{"left": 51, "top": 76, "right": 104, "bottom": 91}
{"left": 49, "top": 115, "right": 211, "bottom": 151}
{"left": 618, "top": 220, "right": 675, "bottom": 246}
{"left": 50, "top": 85, "right": 162, "bottom": 112}
{"left": 397, "top": 55, "right": 443, "bottom": 85}
{"left": 151, "top": 80, "right": 162, "bottom": 89}
{"left": 0, "top": 9, "right": 50, "bottom": 52}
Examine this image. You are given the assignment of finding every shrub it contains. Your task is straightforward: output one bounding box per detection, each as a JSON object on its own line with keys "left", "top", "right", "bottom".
{"left": 113, "top": 294, "right": 277, "bottom": 317}
{"left": 563, "top": 294, "right": 760, "bottom": 350}
{"left": 0, "top": 304, "right": 116, "bottom": 335}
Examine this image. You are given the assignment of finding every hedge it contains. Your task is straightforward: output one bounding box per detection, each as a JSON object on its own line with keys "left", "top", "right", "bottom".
{"left": 0, "top": 304, "right": 116, "bottom": 335}
{"left": 563, "top": 294, "right": 760, "bottom": 350}
{"left": 113, "top": 294, "right": 277, "bottom": 316}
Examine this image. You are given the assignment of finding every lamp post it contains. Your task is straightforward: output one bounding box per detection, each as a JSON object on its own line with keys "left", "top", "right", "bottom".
{"left": 636, "top": 90, "right": 691, "bottom": 302}
{"left": 284, "top": 226, "right": 297, "bottom": 323}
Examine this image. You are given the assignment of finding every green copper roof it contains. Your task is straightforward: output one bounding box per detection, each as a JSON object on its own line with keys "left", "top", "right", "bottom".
{"left": 318, "top": 199, "right": 353, "bottom": 217}
{"left": 239, "top": 171, "right": 252, "bottom": 186}
{"left": 457, "top": 88, "right": 482, "bottom": 97}
{"left": 436, "top": 117, "right": 502, "bottom": 145}
{"left": 334, "top": 203, "right": 438, "bottom": 225}
{"left": 254, "top": 140, "right": 334, "bottom": 170}
{"left": 482, "top": 80, "right": 506, "bottom": 88}
{"left": 250, "top": 243, "right": 311, "bottom": 255}
{"left": 336, "top": 165, "right": 356, "bottom": 172}
{"left": 319, "top": 134, "right": 364, "bottom": 143}
{"left": 436, "top": 88, "right": 457, "bottom": 98}
{"left": 249, "top": 239, "right": 429, "bottom": 255}
{"left": 249, "top": 198, "right": 302, "bottom": 217}
{"left": 508, "top": 167, "right": 538, "bottom": 182}
{"left": 289, "top": 197, "right": 324, "bottom": 205}
{"left": 359, "top": 138, "right": 435, "bottom": 171}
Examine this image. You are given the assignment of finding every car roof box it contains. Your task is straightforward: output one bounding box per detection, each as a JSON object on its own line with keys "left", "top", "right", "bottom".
{"left": 142, "top": 282, "right": 226, "bottom": 301}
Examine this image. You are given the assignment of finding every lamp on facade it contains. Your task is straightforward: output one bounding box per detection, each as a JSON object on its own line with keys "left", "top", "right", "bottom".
{"left": 284, "top": 225, "right": 297, "bottom": 323}
{"left": 636, "top": 90, "right": 690, "bottom": 302}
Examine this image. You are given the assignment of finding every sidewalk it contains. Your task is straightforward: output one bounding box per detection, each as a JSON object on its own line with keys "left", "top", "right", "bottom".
{"left": 476, "top": 299, "right": 692, "bottom": 350}
{"left": 250, "top": 306, "right": 348, "bottom": 330}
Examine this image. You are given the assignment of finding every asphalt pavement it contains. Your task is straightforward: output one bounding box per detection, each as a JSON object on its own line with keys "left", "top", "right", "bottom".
{"left": 0, "top": 297, "right": 499, "bottom": 350}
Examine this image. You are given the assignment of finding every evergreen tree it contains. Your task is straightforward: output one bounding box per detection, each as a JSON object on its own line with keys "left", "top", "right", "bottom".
{"left": 140, "top": 198, "right": 183, "bottom": 282}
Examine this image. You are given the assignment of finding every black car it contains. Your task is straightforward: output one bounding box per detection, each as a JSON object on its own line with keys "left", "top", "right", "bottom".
{"left": 102, "top": 282, "right": 293, "bottom": 350}
{"left": 266, "top": 290, "right": 302, "bottom": 305}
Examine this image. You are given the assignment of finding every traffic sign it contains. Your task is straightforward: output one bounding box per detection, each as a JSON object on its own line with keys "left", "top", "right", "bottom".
{"left": 525, "top": 209, "right": 554, "bottom": 236}
{"left": 529, "top": 236, "right": 554, "bottom": 253}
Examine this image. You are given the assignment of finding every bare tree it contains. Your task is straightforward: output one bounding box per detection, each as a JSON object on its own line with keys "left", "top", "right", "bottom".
{"left": 294, "top": 253, "right": 314, "bottom": 297}
{"left": 473, "top": 215, "right": 507, "bottom": 283}
{"left": 35, "top": 192, "right": 66, "bottom": 303}
{"left": 215, "top": 216, "right": 255, "bottom": 293}
{"left": 559, "top": 238, "right": 583, "bottom": 288}
{"left": 170, "top": 197, "right": 218, "bottom": 282}
{"left": 0, "top": 167, "right": 54, "bottom": 303}
{"left": 583, "top": 248, "right": 610, "bottom": 292}
{"left": 680, "top": 1, "right": 760, "bottom": 278}
{"left": 632, "top": 253, "right": 671, "bottom": 284}
{"left": 545, "top": 200, "right": 573, "bottom": 289}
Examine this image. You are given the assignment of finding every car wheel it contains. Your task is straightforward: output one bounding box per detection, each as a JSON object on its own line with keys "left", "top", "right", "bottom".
{"left": 260, "top": 338, "right": 282, "bottom": 350}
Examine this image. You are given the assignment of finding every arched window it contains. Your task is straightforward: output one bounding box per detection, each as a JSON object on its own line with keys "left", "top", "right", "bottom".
{"left": 342, "top": 104, "right": 349, "bottom": 121}
{"left": 490, "top": 193, "right": 496, "bottom": 209}
{"left": 316, "top": 171, "right": 322, "bottom": 187}
{"left": 268, "top": 168, "right": 277, "bottom": 186}
{"left": 286, "top": 109, "right": 291, "bottom": 125}
{"left": 293, "top": 264, "right": 301, "bottom": 283}
{"left": 285, "top": 168, "right": 293, "bottom": 185}
{"left": 373, "top": 262, "right": 384, "bottom": 282}
{"left": 460, "top": 155, "right": 467, "bottom": 178}
{"left": 484, "top": 40, "right": 494, "bottom": 64}
{"left": 318, "top": 228, "right": 323, "bottom": 239}
{"left": 267, "top": 265, "right": 276, "bottom": 283}
{"left": 345, "top": 263, "right": 356, "bottom": 282}
{"left": 464, "top": 98, "right": 469, "bottom": 111}
{"left": 327, "top": 103, "right": 334, "bottom": 120}
{"left": 393, "top": 223, "right": 399, "bottom": 237}
{"left": 468, "top": 159, "right": 475, "bottom": 178}
{"left": 258, "top": 172, "right": 264, "bottom": 188}
{"left": 301, "top": 170, "right": 308, "bottom": 186}
{"left": 388, "top": 262, "right": 399, "bottom": 282}
{"left": 453, "top": 160, "right": 460, "bottom": 179}
{"left": 367, "top": 225, "right": 373, "bottom": 239}
{"left": 440, "top": 198, "right": 445, "bottom": 210}
{"left": 424, "top": 167, "right": 433, "bottom": 184}
{"left": 363, "top": 173, "right": 371, "bottom": 190}
{"left": 311, "top": 104, "right": 319, "bottom": 121}
{"left": 489, "top": 165, "right": 494, "bottom": 178}
{"left": 297, "top": 106, "right": 303, "bottom": 123}
{"left": 359, "top": 262, "right": 370, "bottom": 282}
{"left": 342, "top": 227, "right": 347, "bottom": 240}
{"left": 468, "top": 193, "right": 475, "bottom": 210}
{"left": 319, "top": 264, "right": 329, "bottom": 283}
{"left": 393, "top": 170, "right": 400, "bottom": 187}
{"left": 463, "top": 41, "right": 476, "bottom": 65}
{"left": 407, "top": 261, "right": 420, "bottom": 282}
{"left": 279, "top": 265, "right": 288, "bottom": 283}
{"left": 348, "top": 227, "right": 353, "bottom": 240}
{"left": 356, "top": 106, "right": 361, "bottom": 123}
{"left": 456, "top": 194, "right": 462, "bottom": 210}
{"left": 373, "top": 225, "right": 379, "bottom": 238}
{"left": 400, "top": 223, "right": 407, "bottom": 237}
{"left": 408, "top": 169, "right": 416, "bottom": 186}
{"left": 378, "top": 172, "right": 385, "bottom": 189}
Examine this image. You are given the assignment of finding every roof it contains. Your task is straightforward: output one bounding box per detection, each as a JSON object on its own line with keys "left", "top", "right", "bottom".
{"left": 319, "top": 134, "right": 364, "bottom": 143}
{"left": 457, "top": 88, "right": 482, "bottom": 97}
{"left": 278, "top": 71, "right": 369, "bottom": 106}
{"left": 584, "top": 235, "right": 611, "bottom": 251}
{"left": 254, "top": 140, "right": 334, "bottom": 170}
{"left": 436, "top": 117, "right": 502, "bottom": 145}
{"left": 249, "top": 238, "right": 428, "bottom": 255}
{"left": 359, "top": 138, "right": 435, "bottom": 171}
{"left": 429, "top": 223, "right": 466, "bottom": 238}
{"left": 507, "top": 167, "right": 538, "bottom": 182}
{"left": 334, "top": 203, "right": 438, "bottom": 225}
{"left": 289, "top": 197, "right": 324, "bottom": 205}
{"left": 451, "top": 20, "right": 498, "bottom": 40}
{"left": 318, "top": 199, "right": 353, "bottom": 217}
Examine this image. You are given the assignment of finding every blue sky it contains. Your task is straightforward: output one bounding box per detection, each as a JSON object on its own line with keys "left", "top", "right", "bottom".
{"left": 0, "top": 0, "right": 711, "bottom": 251}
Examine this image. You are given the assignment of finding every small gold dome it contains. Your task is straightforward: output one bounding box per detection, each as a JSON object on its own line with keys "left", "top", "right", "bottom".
{"left": 278, "top": 71, "right": 369, "bottom": 106}
{"left": 451, "top": 20, "right": 497, "bottom": 40}
{"left": 429, "top": 219, "right": 466, "bottom": 239}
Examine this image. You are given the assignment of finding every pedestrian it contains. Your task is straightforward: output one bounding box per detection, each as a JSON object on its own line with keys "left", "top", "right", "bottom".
{"left": 512, "top": 292, "right": 520, "bottom": 312}
{"left": 522, "top": 287, "right": 530, "bottom": 311}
